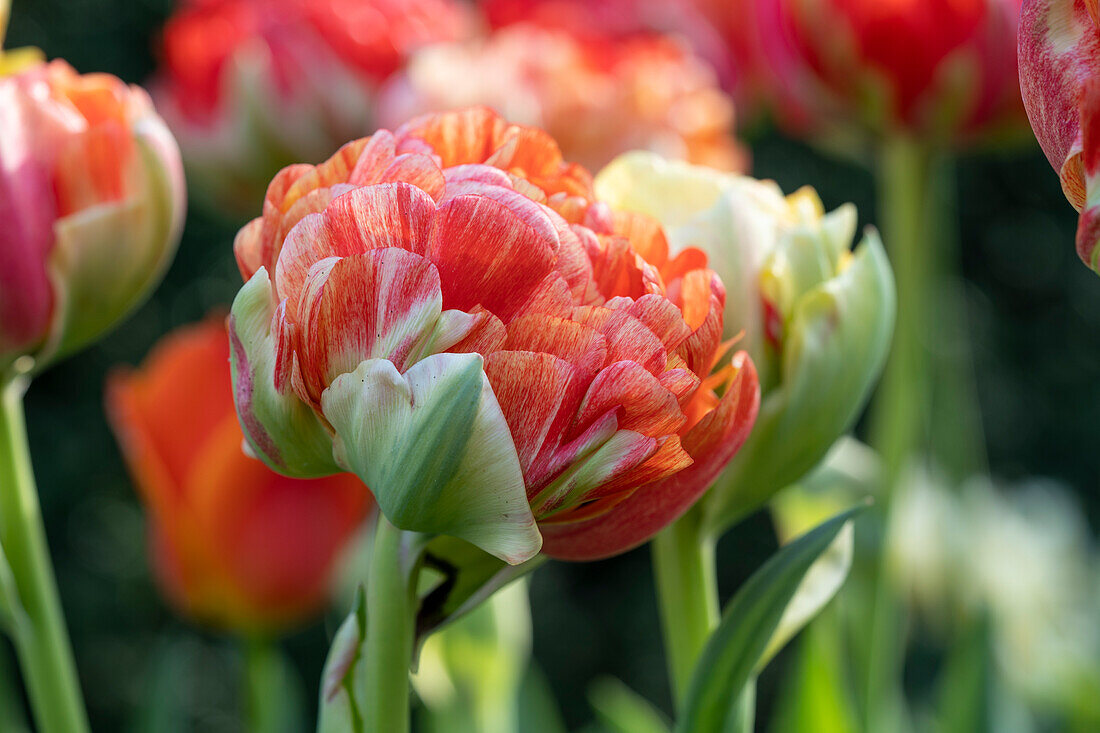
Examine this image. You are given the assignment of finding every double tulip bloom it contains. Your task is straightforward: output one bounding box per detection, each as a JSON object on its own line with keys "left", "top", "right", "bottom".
{"left": 153, "top": 0, "right": 471, "bottom": 214}
{"left": 379, "top": 24, "right": 745, "bottom": 173}
{"left": 713, "top": 0, "right": 1024, "bottom": 143}
{"left": 595, "top": 152, "right": 895, "bottom": 529}
{"left": 229, "top": 108, "right": 760, "bottom": 564}
{"left": 0, "top": 56, "right": 184, "bottom": 377}
{"left": 107, "top": 318, "right": 371, "bottom": 631}
{"left": 1019, "top": 0, "right": 1100, "bottom": 272}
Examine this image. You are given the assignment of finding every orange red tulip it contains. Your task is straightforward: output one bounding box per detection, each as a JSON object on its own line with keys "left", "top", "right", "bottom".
{"left": 229, "top": 108, "right": 759, "bottom": 563}
{"left": 107, "top": 317, "right": 371, "bottom": 631}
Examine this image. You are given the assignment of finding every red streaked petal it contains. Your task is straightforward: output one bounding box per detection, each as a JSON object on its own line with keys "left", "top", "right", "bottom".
{"left": 540, "top": 352, "right": 759, "bottom": 561}
{"left": 275, "top": 183, "right": 437, "bottom": 319}
{"left": 573, "top": 360, "right": 686, "bottom": 439}
{"left": 298, "top": 249, "right": 461, "bottom": 397}
{"left": 427, "top": 191, "right": 560, "bottom": 322}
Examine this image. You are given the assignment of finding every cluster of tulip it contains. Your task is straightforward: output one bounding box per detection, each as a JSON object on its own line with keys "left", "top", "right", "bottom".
{"left": 0, "top": 0, "right": 1097, "bottom": 730}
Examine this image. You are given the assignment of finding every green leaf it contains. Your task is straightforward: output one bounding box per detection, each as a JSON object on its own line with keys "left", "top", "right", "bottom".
{"left": 0, "top": 646, "right": 29, "bottom": 733}
{"left": 322, "top": 354, "right": 541, "bottom": 564}
{"left": 676, "top": 506, "right": 866, "bottom": 733}
{"left": 759, "top": 519, "right": 854, "bottom": 667}
{"left": 588, "top": 677, "right": 670, "bottom": 733}
{"left": 768, "top": 611, "right": 859, "bottom": 733}
{"left": 933, "top": 615, "right": 993, "bottom": 733}
{"left": 518, "top": 665, "right": 569, "bottom": 733}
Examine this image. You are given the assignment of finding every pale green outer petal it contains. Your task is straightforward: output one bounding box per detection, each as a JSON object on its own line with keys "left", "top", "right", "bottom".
{"left": 38, "top": 117, "right": 185, "bottom": 368}
{"left": 228, "top": 268, "right": 341, "bottom": 477}
{"left": 759, "top": 522, "right": 853, "bottom": 668}
{"left": 704, "top": 232, "right": 896, "bottom": 533}
{"left": 321, "top": 354, "right": 541, "bottom": 565}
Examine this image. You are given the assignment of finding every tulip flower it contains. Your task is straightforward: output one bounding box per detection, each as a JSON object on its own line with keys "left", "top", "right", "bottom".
{"left": 1019, "top": 0, "right": 1100, "bottom": 272}
{"left": 228, "top": 107, "right": 759, "bottom": 565}
{"left": 153, "top": 0, "right": 472, "bottom": 215}
{"left": 595, "top": 152, "right": 894, "bottom": 531}
{"left": 107, "top": 317, "right": 371, "bottom": 631}
{"left": 0, "top": 59, "right": 185, "bottom": 379}
{"left": 717, "top": 0, "right": 1025, "bottom": 144}
{"left": 378, "top": 24, "right": 746, "bottom": 173}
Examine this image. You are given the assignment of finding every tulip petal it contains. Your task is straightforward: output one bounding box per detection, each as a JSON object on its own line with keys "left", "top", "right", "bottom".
{"left": 229, "top": 268, "right": 341, "bottom": 478}
{"left": 297, "top": 249, "right": 478, "bottom": 398}
{"left": 275, "top": 182, "right": 438, "bottom": 316}
{"left": 427, "top": 191, "right": 562, "bottom": 322}
{"left": 40, "top": 118, "right": 185, "bottom": 365}
{"left": 705, "top": 234, "right": 895, "bottom": 533}
{"left": 321, "top": 353, "right": 541, "bottom": 564}
{"left": 541, "top": 352, "right": 759, "bottom": 561}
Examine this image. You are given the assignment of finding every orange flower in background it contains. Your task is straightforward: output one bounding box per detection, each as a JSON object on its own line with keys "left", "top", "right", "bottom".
{"left": 699, "top": 0, "right": 1025, "bottom": 143}
{"left": 152, "top": 0, "right": 472, "bottom": 214}
{"left": 229, "top": 107, "right": 759, "bottom": 563}
{"left": 107, "top": 317, "right": 371, "bottom": 631}
{"left": 378, "top": 24, "right": 747, "bottom": 173}
{"left": 0, "top": 58, "right": 184, "bottom": 377}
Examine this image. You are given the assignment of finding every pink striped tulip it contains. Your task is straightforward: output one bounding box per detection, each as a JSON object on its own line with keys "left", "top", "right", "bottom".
{"left": 1019, "top": 0, "right": 1100, "bottom": 271}
{"left": 0, "top": 59, "right": 184, "bottom": 377}
{"left": 228, "top": 108, "right": 759, "bottom": 564}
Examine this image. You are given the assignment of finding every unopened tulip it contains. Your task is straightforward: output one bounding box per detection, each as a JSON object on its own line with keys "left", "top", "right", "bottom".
{"left": 153, "top": 0, "right": 471, "bottom": 215}
{"left": 718, "top": 0, "right": 1024, "bottom": 144}
{"left": 229, "top": 108, "right": 759, "bottom": 564}
{"left": 1019, "top": 0, "right": 1100, "bottom": 271}
{"left": 595, "top": 152, "right": 894, "bottom": 530}
{"left": 107, "top": 317, "right": 371, "bottom": 631}
{"left": 0, "top": 59, "right": 184, "bottom": 379}
{"left": 379, "top": 24, "right": 746, "bottom": 173}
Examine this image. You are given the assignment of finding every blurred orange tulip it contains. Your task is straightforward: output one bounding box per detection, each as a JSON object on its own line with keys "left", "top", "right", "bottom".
{"left": 107, "top": 317, "right": 371, "bottom": 632}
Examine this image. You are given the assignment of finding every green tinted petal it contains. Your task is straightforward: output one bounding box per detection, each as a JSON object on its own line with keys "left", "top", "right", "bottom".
{"left": 322, "top": 354, "right": 540, "bottom": 564}
{"left": 705, "top": 232, "right": 895, "bottom": 533}
{"left": 228, "top": 268, "right": 340, "bottom": 477}
{"left": 39, "top": 123, "right": 184, "bottom": 368}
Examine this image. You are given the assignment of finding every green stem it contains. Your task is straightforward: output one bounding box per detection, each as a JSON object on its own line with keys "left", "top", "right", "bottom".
{"left": 363, "top": 515, "right": 415, "bottom": 733}
{"left": 651, "top": 506, "right": 718, "bottom": 709}
{"left": 244, "top": 637, "right": 278, "bottom": 733}
{"left": 0, "top": 379, "right": 90, "bottom": 733}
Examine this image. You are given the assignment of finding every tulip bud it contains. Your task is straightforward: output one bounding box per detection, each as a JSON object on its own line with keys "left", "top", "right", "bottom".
{"left": 0, "top": 59, "right": 184, "bottom": 378}
{"left": 712, "top": 0, "right": 1025, "bottom": 145}
{"left": 1019, "top": 0, "right": 1100, "bottom": 272}
{"left": 152, "top": 0, "right": 472, "bottom": 216}
{"left": 595, "top": 151, "right": 894, "bottom": 532}
{"left": 107, "top": 318, "right": 371, "bottom": 632}
{"left": 229, "top": 108, "right": 760, "bottom": 565}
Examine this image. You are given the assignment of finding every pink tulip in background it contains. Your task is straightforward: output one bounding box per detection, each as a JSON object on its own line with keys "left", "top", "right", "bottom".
{"left": 1019, "top": 0, "right": 1100, "bottom": 272}
{"left": 0, "top": 58, "right": 184, "bottom": 377}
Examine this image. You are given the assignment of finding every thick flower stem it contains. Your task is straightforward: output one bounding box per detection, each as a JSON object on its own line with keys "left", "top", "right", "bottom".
{"left": 243, "top": 637, "right": 281, "bottom": 733}
{"left": 363, "top": 514, "right": 415, "bottom": 733}
{"left": 0, "top": 379, "right": 90, "bottom": 733}
{"left": 862, "top": 134, "right": 984, "bottom": 730}
{"left": 652, "top": 505, "right": 718, "bottom": 708}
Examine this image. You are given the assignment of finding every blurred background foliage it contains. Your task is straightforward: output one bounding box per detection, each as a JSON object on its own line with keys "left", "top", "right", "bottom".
{"left": 6, "top": 0, "right": 1099, "bottom": 730}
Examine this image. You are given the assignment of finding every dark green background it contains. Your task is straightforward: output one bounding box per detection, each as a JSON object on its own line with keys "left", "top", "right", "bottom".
{"left": 6, "top": 0, "right": 1097, "bottom": 729}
